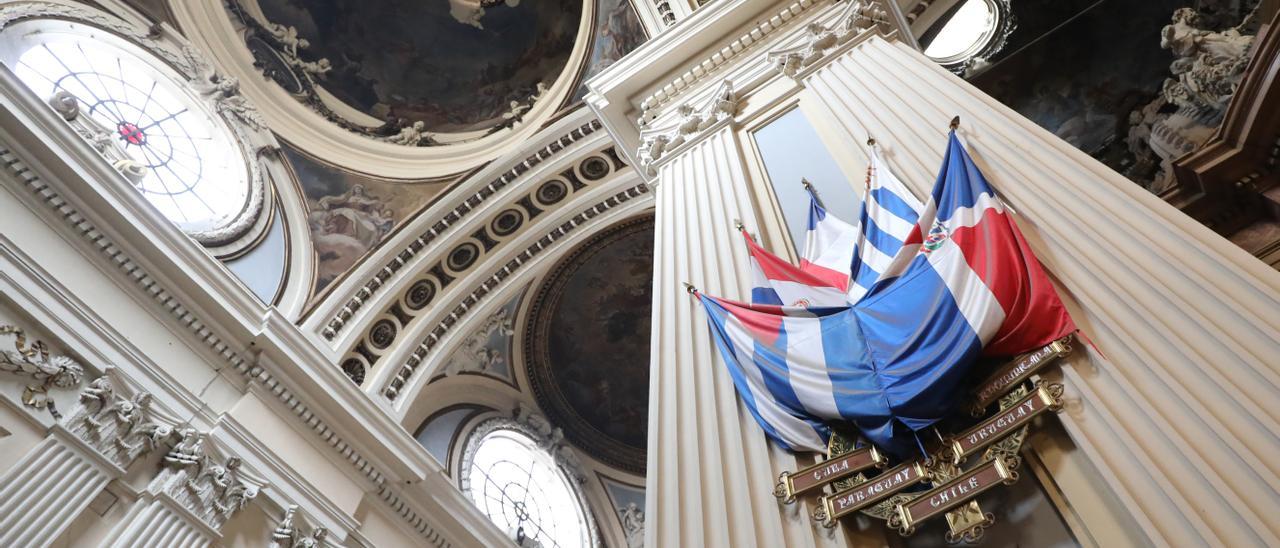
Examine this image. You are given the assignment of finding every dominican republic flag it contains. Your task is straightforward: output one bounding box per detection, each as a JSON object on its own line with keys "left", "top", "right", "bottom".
{"left": 699, "top": 132, "right": 1076, "bottom": 455}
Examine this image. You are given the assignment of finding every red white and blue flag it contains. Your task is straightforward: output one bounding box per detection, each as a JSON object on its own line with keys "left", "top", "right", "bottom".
{"left": 748, "top": 147, "right": 922, "bottom": 308}
{"left": 700, "top": 132, "right": 1076, "bottom": 454}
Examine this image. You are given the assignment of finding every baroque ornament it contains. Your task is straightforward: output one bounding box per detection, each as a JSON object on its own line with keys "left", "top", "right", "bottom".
{"left": 767, "top": 0, "right": 888, "bottom": 79}
{"left": 271, "top": 505, "right": 329, "bottom": 548}
{"left": 1127, "top": 4, "right": 1259, "bottom": 193}
{"left": 0, "top": 324, "right": 84, "bottom": 414}
{"left": 67, "top": 375, "right": 178, "bottom": 469}
{"left": 152, "top": 430, "right": 262, "bottom": 531}
{"left": 636, "top": 80, "right": 738, "bottom": 177}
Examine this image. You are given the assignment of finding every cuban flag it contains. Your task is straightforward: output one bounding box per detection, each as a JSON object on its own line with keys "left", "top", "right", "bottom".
{"left": 845, "top": 147, "right": 924, "bottom": 301}
{"left": 699, "top": 132, "right": 1076, "bottom": 455}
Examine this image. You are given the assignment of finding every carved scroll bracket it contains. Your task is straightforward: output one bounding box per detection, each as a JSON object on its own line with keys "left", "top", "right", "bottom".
{"left": 635, "top": 80, "right": 739, "bottom": 177}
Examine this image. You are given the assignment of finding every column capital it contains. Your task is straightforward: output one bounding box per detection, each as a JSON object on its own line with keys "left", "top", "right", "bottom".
{"left": 636, "top": 80, "right": 739, "bottom": 176}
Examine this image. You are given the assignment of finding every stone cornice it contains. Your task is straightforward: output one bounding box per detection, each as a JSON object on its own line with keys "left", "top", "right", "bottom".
{"left": 0, "top": 78, "right": 478, "bottom": 546}
{"left": 766, "top": 0, "right": 890, "bottom": 79}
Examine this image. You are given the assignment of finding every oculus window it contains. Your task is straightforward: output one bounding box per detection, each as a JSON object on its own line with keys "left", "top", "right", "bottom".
{"left": 462, "top": 423, "right": 594, "bottom": 547}
{"left": 0, "top": 20, "right": 261, "bottom": 247}
{"left": 920, "top": 0, "right": 1014, "bottom": 75}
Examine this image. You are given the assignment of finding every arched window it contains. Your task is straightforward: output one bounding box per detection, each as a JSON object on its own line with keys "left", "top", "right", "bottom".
{"left": 0, "top": 16, "right": 266, "bottom": 252}
{"left": 461, "top": 420, "right": 595, "bottom": 548}
{"left": 921, "top": 0, "right": 1014, "bottom": 75}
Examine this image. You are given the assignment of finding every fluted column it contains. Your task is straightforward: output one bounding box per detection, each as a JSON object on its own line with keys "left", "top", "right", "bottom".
{"left": 647, "top": 125, "right": 854, "bottom": 547}
{"left": 102, "top": 429, "right": 261, "bottom": 548}
{"left": 792, "top": 35, "right": 1280, "bottom": 546}
{"left": 0, "top": 374, "right": 170, "bottom": 547}
{"left": 0, "top": 431, "right": 116, "bottom": 546}
{"left": 105, "top": 498, "right": 212, "bottom": 548}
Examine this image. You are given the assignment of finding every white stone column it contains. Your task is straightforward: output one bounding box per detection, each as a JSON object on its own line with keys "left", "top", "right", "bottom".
{"left": 104, "top": 498, "right": 213, "bottom": 548}
{"left": 0, "top": 431, "right": 116, "bottom": 546}
{"left": 102, "top": 429, "right": 261, "bottom": 548}
{"left": 791, "top": 35, "right": 1280, "bottom": 547}
{"left": 646, "top": 124, "right": 851, "bottom": 547}
{"left": 0, "top": 374, "right": 170, "bottom": 546}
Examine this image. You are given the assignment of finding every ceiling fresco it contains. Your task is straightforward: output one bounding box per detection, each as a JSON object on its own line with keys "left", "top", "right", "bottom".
{"left": 243, "top": 0, "right": 583, "bottom": 135}
{"left": 573, "top": 0, "right": 647, "bottom": 101}
{"left": 280, "top": 143, "right": 453, "bottom": 299}
{"left": 525, "top": 216, "right": 653, "bottom": 473}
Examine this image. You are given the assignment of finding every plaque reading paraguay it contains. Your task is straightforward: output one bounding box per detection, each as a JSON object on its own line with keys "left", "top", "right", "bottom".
{"left": 775, "top": 446, "right": 886, "bottom": 503}
{"left": 893, "top": 457, "right": 1016, "bottom": 533}
{"left": 970, "top": 338, "right": 1070, "bottom": 415}
{"left": 947, "top": 383, "right": 1062, "bottom": 464}
{"left": 816, "top": 461, "right": 929, "bottom": 526}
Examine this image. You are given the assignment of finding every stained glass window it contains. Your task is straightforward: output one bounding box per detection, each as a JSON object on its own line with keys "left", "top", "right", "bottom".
{"left": 3, "top": 21, "right": 251, "bottom": 236}
{"left": 465, "top": 427, "right": 592, "bottom": 548}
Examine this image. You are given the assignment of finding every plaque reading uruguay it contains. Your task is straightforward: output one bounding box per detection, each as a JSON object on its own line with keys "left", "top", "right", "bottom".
{"left": 817, "top": 461, "right": 929, "bottom": 526}
{"left": 970, "top": 339, "right": 1069, "bottom": 415}
{"left": 775, "top": 446, "right": 886, "bottom": 502}
{"left": 948, "top": 384, "right": 1062, "bottom": 464}
{"left": 894, "top": 457, "right": 1015, "bottom": 532}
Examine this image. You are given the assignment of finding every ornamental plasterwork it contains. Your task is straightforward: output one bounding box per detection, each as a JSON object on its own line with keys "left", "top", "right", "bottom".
{"left": 271, "top": 505, "right": 329, "bottom": 548}
{"left": 68, "top": 374, "right": 175, "bottom": 469}
{"left": 767, "top": 0, "right": 889, "bottom": 79}
{"left": 0, "top": 142, "right": 452, "bottom": 546}
{"left": 153, "top": 429, "right": 262, "bottom": 531}
{"left": 329, "top": 146, "right": 631, "bottom": 391}
{"left": 320, "top": 120, "right": 604, "bottom": 341}
{"left": 0, "top": 1, "right": 276, "bottom": 255}
{"left": 0, "top": 324, "right": 84, "bottom": 415}
{"left": 440, "top": 306, "right": 516, "bottom": 379}
{"left": 635, "top": 80, "right": 738, "bottom": 177}
{"left": 381, "top": 183, "right": 650, "bottom": 401}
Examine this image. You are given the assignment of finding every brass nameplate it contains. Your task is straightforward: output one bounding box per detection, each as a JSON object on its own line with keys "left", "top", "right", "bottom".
{"left": 894, "top": 457, "right": 1014, "bottom": 532}
{"left": 970, "top": 339, "right": 1069, "bottom": 415}
{"left": 948, "top": 384, "right": 1061, "bottom": 464}
{"left": 775, "top": 446, "right": 886, "bottom": 502}
{"left": 817, "top": 461, "right": 929, "bottom": 526}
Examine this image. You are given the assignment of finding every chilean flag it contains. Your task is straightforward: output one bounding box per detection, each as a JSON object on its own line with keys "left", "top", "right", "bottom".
{"left": 699, "top": 132, "right": 1076, "bottom": 455}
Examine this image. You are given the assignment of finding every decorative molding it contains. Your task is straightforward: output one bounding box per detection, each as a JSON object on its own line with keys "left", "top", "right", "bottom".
{"left": 0, "top": 323, "right": 84, "bottom": 415}
{"left": 67, "top": 374, "right": 176, "bottom": 469}
{"left": 636, "top": 0, "right": 822, "bottom": 121}
{"left": 382, "top": 183, "right": 651, "bottom": 401}
{"left": 0, "top": 1, "right": 276, "bottom": 257}
{"left": 337, "top": 146, "right": 629, "bottom": 387}
{"left": 270, "top": 504, "right": 329, "bottom": 548}
{"left": 0, "top": 143, "right": 455, "bottom": 547}
{"left": 150, "top": 429, "right": 262, "bottom": 532}
{"left": 766, "top": 0, "right": 889, "bottom": 79}
{"left": 636, "top": 80, "right": 738, "bottom": 177}
{"left": 320, "top": 121, "right": 604, "bottom": 341}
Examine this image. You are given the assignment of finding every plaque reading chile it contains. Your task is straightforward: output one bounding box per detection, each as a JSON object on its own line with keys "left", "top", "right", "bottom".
{"left": 893, "top": 457, "right": 1017, "bottom": 534}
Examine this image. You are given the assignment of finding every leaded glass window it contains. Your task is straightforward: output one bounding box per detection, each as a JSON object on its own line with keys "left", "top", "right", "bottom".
{"left": 1, "top": 20, "right": 254, "bottom": 239}
{"left": 463, "top": 425, "right": 593, "bottom": 548}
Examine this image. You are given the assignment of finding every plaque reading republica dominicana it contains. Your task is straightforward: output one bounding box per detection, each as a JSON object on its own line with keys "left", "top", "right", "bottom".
{"left": 774, "top": 446, "right": 887, "bottom": 503}
{"left": 946, "top": 384, "right": 1063, "bottom": 464}
{"left": 970, "top": 338, "right": 1070, "bottom": 416}
{"left": 815, "top": 461, "right": 930, "bottom": 526}
{"left": 893, "top": 457, "right": 1016, "bottom": 534}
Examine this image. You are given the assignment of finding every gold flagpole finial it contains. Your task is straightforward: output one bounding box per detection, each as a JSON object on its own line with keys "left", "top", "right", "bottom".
{"left": 949, "top": 116, "right": 961, "bottom": 130}
{"left": 733, "top": 219, "right": 745, "bottom": 231}
{"left": 866, "top": 136, "right": 876, "bottom": 146}
{"left": 683, "top": 282, "right": 699, "bottom": 294}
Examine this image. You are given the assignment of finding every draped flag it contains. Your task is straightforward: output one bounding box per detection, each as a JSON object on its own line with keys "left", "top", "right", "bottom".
{"left": 846, "top": 147, "right": 924, "bottom": 301}
{"left": 699, "top": 131, "right": 1076, "bottom": 456}
{"left": 744, "top": 228, "right": 847, "bottom": 307}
